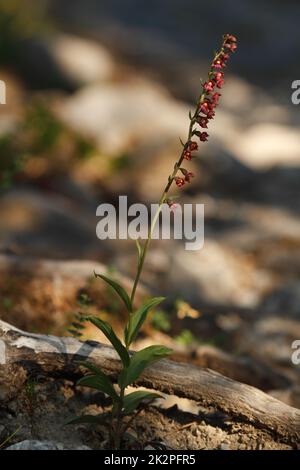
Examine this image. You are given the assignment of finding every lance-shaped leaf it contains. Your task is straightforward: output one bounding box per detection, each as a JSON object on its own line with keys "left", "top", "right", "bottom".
{"left": 94, "top": 272, "right": 132, "bottom": 312}
{"left": 119, "top": 345, "right": 172, "bottom": 388}
{"left": 77, "top": 361, "right": 119, "bottom": 402}
{"left": 66, "top": 414, "right": 108, "bottom": 426}
{"left": 94, "top": 273, "right": 132, "bottom": 312}
{"left": 77, "top": 374, "right": 119, "bottom": 402}
{"left": 82, "top": 315, "right": 130, "bottom": 367}
{"left": 123, "top": 391, "right": 163, "bottom": 414}
{"left": 125, "top": 297, "right": 165, "bottom": 347}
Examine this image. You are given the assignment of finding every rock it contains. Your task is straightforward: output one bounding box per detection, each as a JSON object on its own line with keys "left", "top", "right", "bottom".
{"left": 49, "top": 34, "right": 115, "bottom": 86}
{"left": 197, "top": 148, "right": 257, "bottom": 194}
{"left": 219, "top": 442, "right": 231, "bottom": 450}
{"left": 0, "top": 188, "right": 103, "bottom": 259}
{"left": 239, "top": 317, "right": 300, "bottom": 364}
{"left": 56, "top": 78, "right": 188, "bottom": 154}
{"left": 169, "top": 240, "right": 272, "bottom": 308}
{"left": 261, "top": 282, "right": 300, "bottom": 317}
{"left": 0, "top": 424, "right": 6, "bottom": 440}
{"left": 6, "top": 440, "right": 91, "bottom": 450}
{"left": 231, "top": 124, "right": 300, "bottom": 169}
{"left": 15, "top": 34, "right": 114, "bottom": 90}
{"left": 16, "top": 37, "right": 76, "bottom": 91}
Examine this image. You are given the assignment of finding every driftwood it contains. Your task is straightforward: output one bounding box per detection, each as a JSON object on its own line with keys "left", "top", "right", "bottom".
{"left": 171, "top": 344, "right": 291, "bottom": 391}
{"left": 0, "top": 320, "right": 299, "bottom": 444}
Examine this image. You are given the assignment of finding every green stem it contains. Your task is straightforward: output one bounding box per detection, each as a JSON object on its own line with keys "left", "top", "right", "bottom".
{"left": 130, "top": 111, "right": 198, "bottom": 305}
{"left": 113, "top": 386, "right": 125, "bottom": 450}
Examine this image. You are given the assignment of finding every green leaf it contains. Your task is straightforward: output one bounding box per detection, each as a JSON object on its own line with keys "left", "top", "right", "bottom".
{"left": 83, "top": 316, "right": 130, "bottom": 367}
{"left": 77, "top": 361, "right": 119, "bottom": 401}
{"left": 94, "top": 272, "right": 132, "bottom": 312}
{"left": 65, "top": 414, "right": 107, "bottom": 425}
{"left": 125, "top": 297, "right": 165, "bottom": 347}
{"left": 123, "top": 391, "right": 163, "bottom": 414}
{"left": 119, "top": 345, "right": 172, "bottom": 388}
{"left": 77, "top": 374, "right": 119, "bottom": 402}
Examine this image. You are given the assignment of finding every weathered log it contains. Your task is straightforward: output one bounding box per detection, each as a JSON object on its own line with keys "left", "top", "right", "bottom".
{"left": 171, "top": 344, "right": 291, "bottom": 391}
{"left": 0, "top": 320, "right": 299, "bottom": 443}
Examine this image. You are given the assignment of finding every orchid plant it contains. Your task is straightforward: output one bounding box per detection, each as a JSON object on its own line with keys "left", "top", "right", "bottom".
{"left": 68, "top": 34, "right": 237, "bottom": 449}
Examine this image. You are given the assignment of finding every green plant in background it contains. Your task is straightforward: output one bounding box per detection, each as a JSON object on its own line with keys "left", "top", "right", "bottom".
{"left": 151, "top": 309, "right": 171, "bottom": 333}
{"left": 68, "top": 34, "right": 237, "bottom": 449}
{"left": 0, "top": 135, "right": 25, "bottom": 189}
{"left": 0, "top": 100, "right": 98, "bottom": 189}
{"left": 24, "top": 102, "right": 63, "bottom": 154}
{"left": 175, "top": 329, "right": 197, "bottom": 346}
{"left": 67, "top": 292, "right": 92, "bottom": 339}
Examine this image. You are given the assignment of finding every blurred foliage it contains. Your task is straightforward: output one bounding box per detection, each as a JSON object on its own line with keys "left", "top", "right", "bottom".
{"left": 0, "top": 134, "right": 25, "bottom": 188}
{"left": 67, "top": 293, "right": 92, "bottom": 339}
{"left": 151, "top": 309, "right": 171, "bottom": 332}
{"left": 0, "top": 99, "right": 98, "bottom": 189}
{"left": 109, "top": 152, "right": 132, "bottom": 173}
{"left": 174, "top": 329, "right": 197, "bottom": 346}
{"left": 1, "top": 297, "right": 13, "bottom": 312}
{"left": 0, "top": 0, "right": 51, "bottom": 64}
{"left": 24, "top": 102, "right": 64, "bottom": 153}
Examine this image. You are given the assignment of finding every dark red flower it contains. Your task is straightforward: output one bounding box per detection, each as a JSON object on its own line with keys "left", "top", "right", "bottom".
{"left": 203, "top": 80, "right": 215, "bottom": 93}
{"left": 199, "top": 132, "right": 209, "bottom": 142}
{"left": 212, "top": 92, "right": 221, "bottom": 104}
{"left": 184, "top": 150, "right": 192, "bottom": 161}
{"left": 213, "top": 59, "right": 225, "bottom": 69}
{"left": 214, "top": 72, "right": 224, "bottom": 81}
{"left": 207, "top": 110, "right": 215, "bottom": 119}
{"left": 224, "top": 34, "right": 237, "bottom": 43}
{"left": 184, "top": 171, "right": 194, "bottom": 183}
{"left": 199, "top": 101, "right": 210, "bottom": 114}
{"left": 220, "top": 52, "right": 230, "bottom": 62}
{"left": 189, "top": 141, "right": 198, "bottom": 151}
{"left": 198, "top": 117, "right": 209, "bottom": 128}
{"left": 175, "top": 177, "right": 185, "bottom": 188}
{"left": 167, "top": 200, "right": 179, "bottom": 211}
{"left": 224, "top": 42, "right": 237, "bottom": 52}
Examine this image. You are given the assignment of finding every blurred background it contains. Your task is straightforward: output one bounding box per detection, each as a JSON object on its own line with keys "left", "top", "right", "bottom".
{"left": 1, "top": 0, "right": 300, "bottom": 404}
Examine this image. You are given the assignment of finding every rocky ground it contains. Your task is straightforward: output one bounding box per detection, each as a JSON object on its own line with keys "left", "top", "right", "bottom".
{"left": 0, "top": 377, "right": 294, "bottom": 450}
{"left": 0, "top": 2, "right": 300, "bottom": 450}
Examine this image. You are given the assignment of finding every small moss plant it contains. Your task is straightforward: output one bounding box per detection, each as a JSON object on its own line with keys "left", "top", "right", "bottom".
{"left": 68, "top": 34, "right": 237, "bottom": 449}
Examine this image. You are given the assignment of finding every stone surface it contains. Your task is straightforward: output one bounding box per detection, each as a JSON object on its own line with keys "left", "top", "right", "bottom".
{"left": 49, "top": 34, "right": 115, "bottom": 86}
{"left": 56, "top": 78, "right": 188, "bottom": 154}
{"left": 6, "top": 440, "right": 91, "bottom": 450}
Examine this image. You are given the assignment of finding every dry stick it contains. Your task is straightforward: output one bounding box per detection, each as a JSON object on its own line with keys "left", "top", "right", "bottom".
{"left": 1, "top": 320, "right": 299, "bottom": 443}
